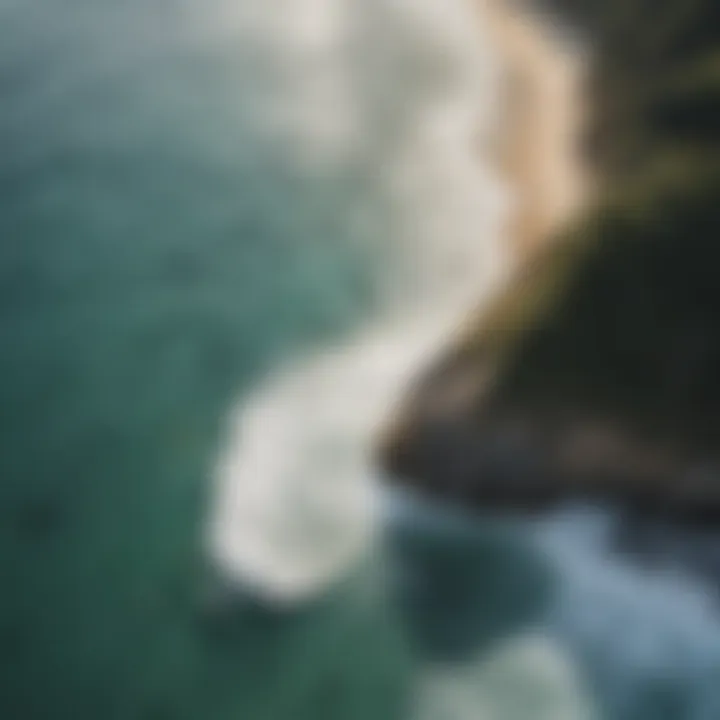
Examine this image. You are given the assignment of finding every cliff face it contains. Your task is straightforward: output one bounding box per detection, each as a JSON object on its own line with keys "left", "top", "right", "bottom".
{"left": 380, "top": 0, "right": 720, "bottom": 519}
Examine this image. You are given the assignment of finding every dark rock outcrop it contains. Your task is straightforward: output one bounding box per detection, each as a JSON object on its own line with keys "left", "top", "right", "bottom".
{"left": 380, "top": 0, "right": 720, "bottom": 521}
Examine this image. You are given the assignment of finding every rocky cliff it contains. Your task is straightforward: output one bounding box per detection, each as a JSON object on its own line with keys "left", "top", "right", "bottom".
{"left": 380, "top": 0, "right": 720, "bottom": 520}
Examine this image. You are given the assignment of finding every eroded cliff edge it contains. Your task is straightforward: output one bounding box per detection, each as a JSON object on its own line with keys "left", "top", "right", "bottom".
{"left": 380, "top": 0, "right": 720, "bottom": 520}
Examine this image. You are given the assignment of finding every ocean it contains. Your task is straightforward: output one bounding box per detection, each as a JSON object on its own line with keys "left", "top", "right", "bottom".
{"left": 3, "top": 0, "right": 720, "bottom": 718}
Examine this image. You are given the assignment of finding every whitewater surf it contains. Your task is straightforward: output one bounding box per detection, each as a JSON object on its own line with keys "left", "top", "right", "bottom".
{"left": 207, "top": 0, "right": 510, "bottom": 603}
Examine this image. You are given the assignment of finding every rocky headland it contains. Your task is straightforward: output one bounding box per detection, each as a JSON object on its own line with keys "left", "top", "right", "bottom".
{"left": 381, "top": 0, "right": 720, "bottom": 522}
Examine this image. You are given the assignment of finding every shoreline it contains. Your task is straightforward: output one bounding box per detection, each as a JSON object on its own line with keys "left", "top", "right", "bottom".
{"left": 377, "top": 0, "right": 593, "bottom": 487}
{"left": 383, "top": 0, "right": 720, "bottom": 525}
{"left": 481, "top": 0, "right": 591, "bottom": 261}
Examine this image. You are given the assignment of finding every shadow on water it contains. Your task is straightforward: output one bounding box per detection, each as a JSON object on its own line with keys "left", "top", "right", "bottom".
{"left": 192, "top": 500, "right": 720, "bottom": 720}
{"left": 191, "top": 492, "right": 556, "bottom": 720}
{"left": 383, "top": 491, "right": 555, "bottom": 664}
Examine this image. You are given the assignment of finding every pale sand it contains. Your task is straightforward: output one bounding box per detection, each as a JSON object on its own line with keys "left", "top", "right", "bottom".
{"left": 482, "top": 0, "right": 592, "bottom": 260}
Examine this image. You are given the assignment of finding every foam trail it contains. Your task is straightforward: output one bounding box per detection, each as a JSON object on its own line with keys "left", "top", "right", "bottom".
{"left": 414, "top": 633, "right": 596, "bottom": 720}
{"left": 207, "top": 0, "right": 511, "bottom": 603}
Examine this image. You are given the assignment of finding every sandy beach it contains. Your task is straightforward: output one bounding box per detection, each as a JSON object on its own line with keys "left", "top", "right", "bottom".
{"left": 483, "top": 0, "right": 591, "bottom": 260}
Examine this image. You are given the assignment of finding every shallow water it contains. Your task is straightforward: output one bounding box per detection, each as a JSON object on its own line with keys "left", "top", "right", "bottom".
{"left": 3, "top": 1, "right": 720, "bottom": 719}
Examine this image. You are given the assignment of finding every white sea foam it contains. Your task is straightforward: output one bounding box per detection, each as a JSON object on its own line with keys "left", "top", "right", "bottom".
{"left": 205, "top": 3, "right": 720, "bottom": 715}
{"left": 415, "top": 633, "right": 596, "bottom": 720}
{"left": 207, "top": 0, "right": 511, "bottom": 603}
{"left": 203, "top": 3, "right": 720, "bottom": 718}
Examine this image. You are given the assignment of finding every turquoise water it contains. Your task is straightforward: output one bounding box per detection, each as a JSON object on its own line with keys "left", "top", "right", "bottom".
{"left": 4, "top": 1, "right": 720, "bottom": 718}
{"left": 0, "top": 0, "right": 512, "bottom": 715}
{"left": 0, "top": 0, "right": 385, "bottom": 714}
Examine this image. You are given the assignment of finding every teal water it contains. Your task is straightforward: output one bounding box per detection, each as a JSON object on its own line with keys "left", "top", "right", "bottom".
{"left": 0, "top": 0, "right": 385, "bottom": 714}
{"left": 4, "top": 1, "right": 720, "bottom": 719}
